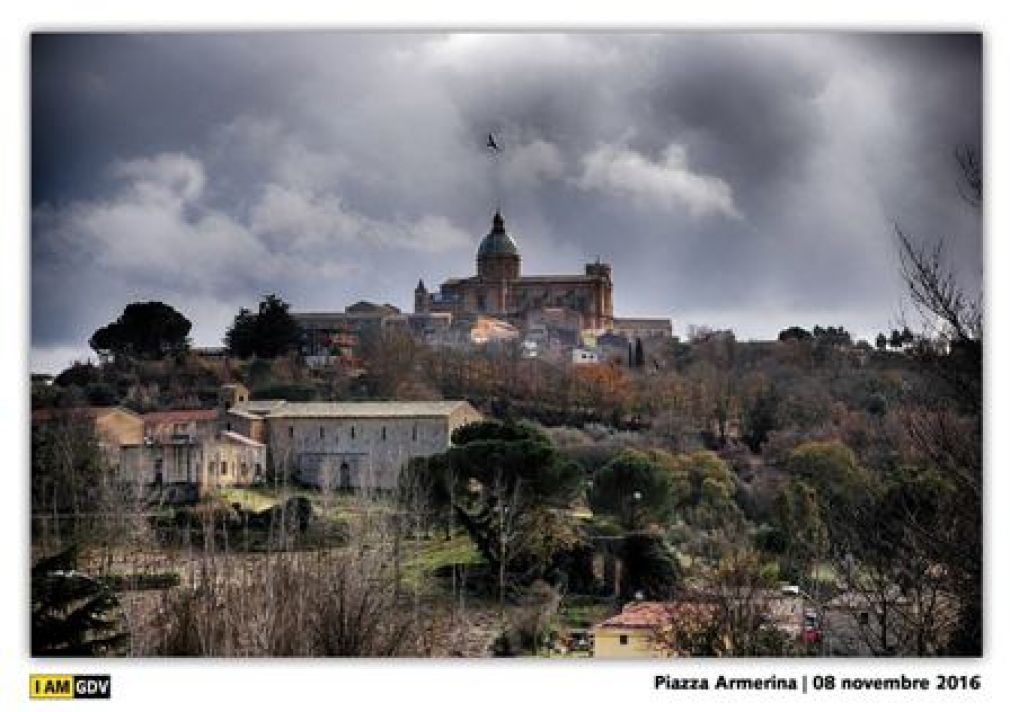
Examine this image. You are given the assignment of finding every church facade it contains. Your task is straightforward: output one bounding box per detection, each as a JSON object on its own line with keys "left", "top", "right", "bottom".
{"left": 414, "top": 211, "right": 616, "bottom": 331}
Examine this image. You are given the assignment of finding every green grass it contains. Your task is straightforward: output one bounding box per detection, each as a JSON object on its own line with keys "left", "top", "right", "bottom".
{"left": 401, "top": 535, "right": 485, "bottom": 587}
{"left": 215, "top": 487, "right": 281, "bottom": 514}
{"left": 811, "top": 562, "right": 839, "bottom": 584}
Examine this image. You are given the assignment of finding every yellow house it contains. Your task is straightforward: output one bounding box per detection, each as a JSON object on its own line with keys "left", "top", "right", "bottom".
{"left": 593, "top": 602, "right": 719, "bottom": 658}
{"left": 31, "top": 406, "right": 144, "bottom": 465}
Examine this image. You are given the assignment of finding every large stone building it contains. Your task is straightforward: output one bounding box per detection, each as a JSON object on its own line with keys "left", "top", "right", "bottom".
{"left": 414, "top": 211, "right": 672, "bottom": 339}
{"left": 225, "top": 400, "right": 482, "bottom": 490}
{"left": 289, "top": 211, "right": 671, "bottom": 358}
{"left": 415, "top": 211, "right": 614, "bottom": 330}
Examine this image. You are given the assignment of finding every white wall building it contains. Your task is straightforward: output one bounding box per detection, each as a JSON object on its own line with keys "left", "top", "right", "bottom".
{"left": 226, "top": 400, "right": 482, "bottom": 490}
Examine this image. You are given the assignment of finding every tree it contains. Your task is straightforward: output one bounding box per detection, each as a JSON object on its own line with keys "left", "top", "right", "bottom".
{"left": 709, "top": 549, "right": 794, "bottom": 656}
{"left": 889, "top": 144, "right": 982, "bottom": 655}
{"left": 32, "top": 546, "right": 129, "bottom": 656}
{"left": 408, "top": 421, "right": 586, "bottom": 596}
{"left": 620, "top": 532, "right": 681, "bottom": 601}
{"left": 224, "top": 294, "right": 304, "bottom": 359}
{"left": 89, "top": 301, "right": 191, "bottom": 360}
{"left": 781, "top": 440, "right": 872, "bottom": 521}
{"left": 741, "top": 383, "right": 779, "bottom": 453}
{"left": 54, "top": 362, "right": 101, "bottom": 388}
{"left": 589, "top": 450, "right": 674, "bottom": 529}
{"left": 778, "top": 326, "right": 812, "bottom": 342}
{"left": 223, "top": 308, "right": 257, "bottom": 359}
{"left": 670, "top": 450, "right": 738, "bottom": 515}
{"left": 773, "top": 479, "right": 828, "bottom": 589}
{"left": 31, "top": 412, "right": 109, "bottom": 547}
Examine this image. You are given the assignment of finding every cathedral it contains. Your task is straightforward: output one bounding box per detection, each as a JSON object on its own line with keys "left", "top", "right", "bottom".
{"left": 414, "top": 210, "right": 616, "bottom": 331}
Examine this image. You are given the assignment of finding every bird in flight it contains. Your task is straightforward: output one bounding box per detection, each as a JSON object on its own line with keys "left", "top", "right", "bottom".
{"left": 486, "top": 133, "right": 501, "bottom": 152}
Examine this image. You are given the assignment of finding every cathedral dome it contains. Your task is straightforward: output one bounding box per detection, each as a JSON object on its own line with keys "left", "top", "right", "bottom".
{"left": 477, "top": 211, "right": 520, "bottom": 258}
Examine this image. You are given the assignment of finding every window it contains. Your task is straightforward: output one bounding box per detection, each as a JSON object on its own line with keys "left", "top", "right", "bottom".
{"left": 381, "top": 426, "right": 387, "bottom": 441}
{"left": 320, "top": 426, "right": 325, "bottom": 439}
{"left": 619, "top": 635, "right": 628, "bottom": 646}
{"left": 412, "top": 423, "right": 418, "bottom": 441}
{"left": 288, "top": 426, "right": 294, "bottom": 437}
{"left": 351, "top": 426, "right": 356, "bottom": 440}
{"left": 221, "top": 461, "right": 228, "bottom": 476}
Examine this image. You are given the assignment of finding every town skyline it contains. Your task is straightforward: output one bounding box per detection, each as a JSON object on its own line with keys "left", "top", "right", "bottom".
{"left": 31, "top": 33, "right": 981, "bottom": 374}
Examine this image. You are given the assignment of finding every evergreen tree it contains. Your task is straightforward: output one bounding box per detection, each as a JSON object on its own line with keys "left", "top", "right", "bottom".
{"left": 89, "top": 301, "right": 191, "bottom": 360}
{"left": 31, "top": 547, "right": 129, "bottom": 656}
{"left": 224, "top": 294, "right": 304, "bottom": 359}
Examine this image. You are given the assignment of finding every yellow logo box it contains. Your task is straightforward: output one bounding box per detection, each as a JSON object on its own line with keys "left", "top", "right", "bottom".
{"left": 30, "top": 675, "right": 111, "bottom": 700}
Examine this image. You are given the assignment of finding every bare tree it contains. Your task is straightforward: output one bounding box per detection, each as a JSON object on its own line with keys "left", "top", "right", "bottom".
{"left": 889, "top": 144, "right": 982, "bottom": 655}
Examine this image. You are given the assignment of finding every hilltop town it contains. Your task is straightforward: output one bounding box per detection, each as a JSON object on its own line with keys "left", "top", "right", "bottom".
{"left": 30, "top": 207, "right": 980, "bottom": 659}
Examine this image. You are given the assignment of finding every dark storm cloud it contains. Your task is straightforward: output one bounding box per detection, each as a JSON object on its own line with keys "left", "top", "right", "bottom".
{"left": 30, "top": 32, "right": 981, "bottom": 372}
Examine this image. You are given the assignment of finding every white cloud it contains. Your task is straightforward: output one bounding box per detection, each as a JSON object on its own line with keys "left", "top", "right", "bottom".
{"left": 576, "top": 143, "right": 740, "bottom": 218}
{"left": 112, "top": 152, "right": 206, "bottom": 207}
{"left": 250, "top": 183, "right": 470, "bottom": 253}
{"left": 33, "top": 150, "right": 470, "bottom": 309}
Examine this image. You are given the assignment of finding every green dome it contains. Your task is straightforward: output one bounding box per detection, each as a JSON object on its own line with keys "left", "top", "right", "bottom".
{"left": 478, "top": 211, "right": 520, "bottom": 257}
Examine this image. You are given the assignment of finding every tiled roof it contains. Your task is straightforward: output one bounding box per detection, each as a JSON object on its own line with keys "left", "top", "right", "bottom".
{"left": 231, "top": 400, "right": 477, "bottom": 420}
{"left": 514, "top": 275, "right": 597, "bottom": 284}
{"left": 142, "top": 410, "right": 219, "bottom": 424}
{"left": 31, "top": 406, "right": 140, "bottom": 423}
{"left": 596, "top": 602, "right": 719, "bottom": 631}
{"left": 612, "top": 318, "right": 672, "bottom": 327}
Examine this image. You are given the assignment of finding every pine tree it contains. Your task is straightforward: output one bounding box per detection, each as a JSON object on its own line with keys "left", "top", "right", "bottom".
{"left": 31, "top": 546, "right": 129, "bottom": 656}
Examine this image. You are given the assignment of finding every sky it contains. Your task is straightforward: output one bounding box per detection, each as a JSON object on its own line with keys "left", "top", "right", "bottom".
{"left": 30, "top": 32, "right": 982, "bottom": 374}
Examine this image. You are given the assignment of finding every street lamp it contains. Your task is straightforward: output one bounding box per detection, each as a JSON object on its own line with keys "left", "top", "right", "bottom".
{"left": 629, "top": 490, "right": 643, "bottom": 530}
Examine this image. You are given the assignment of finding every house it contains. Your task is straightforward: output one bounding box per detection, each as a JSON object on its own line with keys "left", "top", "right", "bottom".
{"left": 226, "top": 400, "right": 483, "bottom": 490}
{"left": 201, "top": 431, "right": 266, "bottom": 490}
{"left": 597, "top": 331, "right": 631, "bottom": 365}
{"left": 219, "top": 383, "right": 250, "bottom": 411}
{"left": 142, "top": 409, "right": 220, "bottom": 445}
{"left": 593, "top": 601, "right": 720, "bottom": 658}
{"left": 31, "top": 406, "right": 144, "bottom": 469}
{"left": 469, "top": 316, "right": 520, "bottom": 345}
{"left": 571, "top": 347, "right": 601, "bottom": 365}
{"left": 611, "top": 317, "right": 674, "bottom": 341}
{"left": 119, "top": 429, "right": 265, "bottom": 500}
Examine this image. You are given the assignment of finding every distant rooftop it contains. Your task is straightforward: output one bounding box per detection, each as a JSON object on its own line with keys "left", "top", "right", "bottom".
{"left": 595, "top": 602, "right": 719, "bottom": 631}
{"left": 230, "top": 400, "right": 476, "bottom": 420}
{"left": 142, "top": 409, "right": 219, "bottom": 425}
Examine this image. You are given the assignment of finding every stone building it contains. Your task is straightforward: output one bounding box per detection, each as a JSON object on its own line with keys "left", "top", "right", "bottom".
{"left": 415, "top": 211, "right": 615, "bottom": 331}
{"left": 31, "top": 406, "right": 143, "bottom": 472}
{"left": 141, "top": 409, "right": 220, "bottom": 446}
{"left": 226, "top": 400, "right": 482, "bottom": 490}
{"left": 119, "top": 430, "right": 265, "bottom": 499}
